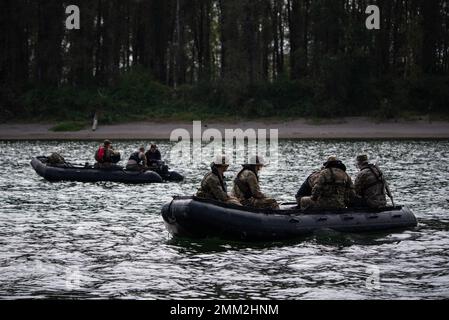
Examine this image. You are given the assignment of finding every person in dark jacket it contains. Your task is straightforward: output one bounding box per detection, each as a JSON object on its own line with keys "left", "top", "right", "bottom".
{"left": 295, "top": 168, "right": 323, "bottom": 206}
{"left": 145, "top": 144, "right": 162, "bottom": 167}
{"left": 126, "top": 146, "right": 147, "bottom": 171}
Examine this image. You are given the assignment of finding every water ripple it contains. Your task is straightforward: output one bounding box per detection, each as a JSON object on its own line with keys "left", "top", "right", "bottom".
{"left": 0, "top": 140, "right": 448, "bottom": 299}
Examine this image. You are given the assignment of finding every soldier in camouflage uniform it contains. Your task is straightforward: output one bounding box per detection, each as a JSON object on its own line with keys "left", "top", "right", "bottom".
{"left": 232, "top": 155, "right": 279, "bottom": 210}
{"left": 47, "top": 152, "right": 66, "bottom": 167}
{"left": 196, "top": 155, "right": 241, "bottom": 205}
{"left": 301, "top": 156, "right": 355, "bottom": 210}
{"left": 353, "top": 155, "right": 388, "bottom": 208}
{"left": 295, "top": 168, "right": 323, "bottom": 206}
{"left": 94, "top": 140, "right": 121, "bottom": 169}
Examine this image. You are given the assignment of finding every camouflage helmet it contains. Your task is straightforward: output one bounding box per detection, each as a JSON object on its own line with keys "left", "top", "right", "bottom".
{"left": 323, "top": 155, "right": 338, "bottom": 166}
{"left": 212, "top": 154, "right": 230, "bottom": 167}
{"left": 356, "top": 154, "right": 369, "bottom": 163}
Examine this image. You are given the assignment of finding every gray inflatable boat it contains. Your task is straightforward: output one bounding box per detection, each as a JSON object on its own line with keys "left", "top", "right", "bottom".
{"left": 161, "top": 196, "right": 418, "bottom": 241}
{"left": 31, "top": 156, "right": 163, "bottom": 184}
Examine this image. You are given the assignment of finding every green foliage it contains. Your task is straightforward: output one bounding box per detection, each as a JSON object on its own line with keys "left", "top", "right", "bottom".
{"left": 3, "top": 0, "right": 449, "bottom": 124}
{"left": 371, "top": 98, "right": 401, "bottom": 121}
{"left": 407, "top": 76, "right": 449, "bottom": 114}
{"left": 9, "top": 67, "right": 449, "bottom": 122}
{"left": 111, "top": 68, "right": 171, "bottom": 112}
{"left": 50, "top": 121, "right": 87, "bottom": 132}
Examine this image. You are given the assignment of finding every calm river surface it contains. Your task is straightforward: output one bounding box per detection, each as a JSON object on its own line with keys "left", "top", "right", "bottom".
{"left": 0, "top": 140, "right": 448, "bottom": 299}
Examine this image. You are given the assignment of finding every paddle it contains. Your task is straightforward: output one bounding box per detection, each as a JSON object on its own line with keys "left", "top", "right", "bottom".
{"left": 279, "top": 202, "right": 298, "bottom": 206}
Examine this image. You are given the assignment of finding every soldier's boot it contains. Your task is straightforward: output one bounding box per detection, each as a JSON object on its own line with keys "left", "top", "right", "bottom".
{"left": 300, "top": 196, "right": 316, "bottom": 210}
{"left": 253, "top": 197, "right": 279, "bottom": 210}
{"left": 226, "top": 196, "right": 242, "bottom": 206}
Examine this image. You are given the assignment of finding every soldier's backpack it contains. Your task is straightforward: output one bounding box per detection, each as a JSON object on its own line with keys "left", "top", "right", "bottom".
{"left": 95, "top": 146, "right": 105, "bottom": 163}
{"left": 47, "top": 152, "right": 66, "bottom": 166}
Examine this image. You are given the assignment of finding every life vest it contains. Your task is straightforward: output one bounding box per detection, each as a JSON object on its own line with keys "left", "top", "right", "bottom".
{"left": 323, "top": 168, "right": 350, "bottom": 187}
{"left": 146, "top": 149, "right": 161, "bottom": 161}
{"left": 360, "top": 164, "right": 385, "bottom": 195}
{"left": 234, "top": 166, "right": 258, "bottom": 199}
{"left": 129, "top": 151, "right": 143, "bottom": 164}
{"left": 95, "top": 146, "right": 106, "bottom": 163}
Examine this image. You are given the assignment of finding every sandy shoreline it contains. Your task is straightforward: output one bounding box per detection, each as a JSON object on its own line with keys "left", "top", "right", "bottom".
{"left": 1, "top": 118, "right": 449, "bottom": 140}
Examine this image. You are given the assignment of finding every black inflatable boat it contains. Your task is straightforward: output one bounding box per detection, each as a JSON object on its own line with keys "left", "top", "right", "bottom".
{"left": 31, "top": 156, "right": 163, "bottom": 183}
{"left": 159, "top": 170, "right": 184, "bottom": 182}
{"left": 147, "top": 161, "right": 184, "bottom": 182}
{"left": 161, "top": 196, "right": 418, "bottom": 241}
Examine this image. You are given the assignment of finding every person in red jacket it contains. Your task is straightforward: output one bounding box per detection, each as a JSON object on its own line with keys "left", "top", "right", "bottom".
{"left": 94, "top": 140, "right": 120, "bottom": 168}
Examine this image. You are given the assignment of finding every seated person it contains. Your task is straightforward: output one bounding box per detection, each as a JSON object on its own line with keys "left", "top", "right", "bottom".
{"left": 46, "top": 152, "right": 67, "bottom": 167}
{"left": 353, "top": 154, "right": 388, "bottom": 208}
{"left": 295, "top": 168, "right": 323, "bottom": 206}
{"left": 196, "top": 155, "right": 241, "bottom": 205}
{"left": 94, "top": 140, "right": 121, "bottom": 169}
{"left": 145, "top": 144, "right": 162, "bottom": 167}
{"left": 301, "top": 156, "right": 355, "bottom": 210}
{"left": 232, "top": 155, "right": 279, "bottom": 209}
{"left": 126, "top": 147, "right": 147, "bottom": 171}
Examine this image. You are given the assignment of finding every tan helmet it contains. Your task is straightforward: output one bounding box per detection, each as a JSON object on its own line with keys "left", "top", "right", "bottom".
{"left": 212, "top": 154, "right": 230, "bottom": 167}
{"left": 356, "top": 154, "right": 368, "bottom": 163}
{"left": 323, "top": 155, "right": 338, "bottom": 166}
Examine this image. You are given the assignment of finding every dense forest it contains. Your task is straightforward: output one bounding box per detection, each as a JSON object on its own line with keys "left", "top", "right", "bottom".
{"left": 1, "top": 0, "right": 449, "bottom": 123}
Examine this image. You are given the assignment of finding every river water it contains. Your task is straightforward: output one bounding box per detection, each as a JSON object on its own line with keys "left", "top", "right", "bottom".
{"left": 0, "top": 140, "right": 448, "bottom": 299}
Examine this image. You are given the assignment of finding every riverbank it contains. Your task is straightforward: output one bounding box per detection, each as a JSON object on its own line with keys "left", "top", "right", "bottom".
{"left": 1, "top": 117, "right": 449, "bottom": 140}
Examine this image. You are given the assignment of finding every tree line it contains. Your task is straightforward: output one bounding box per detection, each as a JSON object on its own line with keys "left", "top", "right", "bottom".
{"left": 1, "top": 0, "right": 448, "bottom": 122}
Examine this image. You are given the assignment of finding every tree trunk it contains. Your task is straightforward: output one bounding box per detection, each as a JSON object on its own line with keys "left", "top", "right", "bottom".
{"left": 421, "top": 0, "right": 439, "bottom": 74}
{"left": 67, "top": 0, "right": 95, "bottom": 86}
{"left": 36, "top": 0, "right": 63, "bottom": 86}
